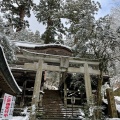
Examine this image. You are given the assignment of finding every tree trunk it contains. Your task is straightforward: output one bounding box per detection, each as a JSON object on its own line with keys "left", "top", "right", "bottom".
{"left": 45, "top": 17, "right": 54, "bottom": 44}
{"left": 16, "top": 5, "right": 25, "bottom": 32}
{"left": 74, "top": 37, "right": 78, "bottom": 44}
{"left": 95, "top": 69, "right": 103, "bottom": 119}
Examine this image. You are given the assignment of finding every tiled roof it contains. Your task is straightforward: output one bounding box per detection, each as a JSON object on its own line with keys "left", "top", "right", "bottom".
{"left": 0, "top": 46, "right": 22, "bottom": 95}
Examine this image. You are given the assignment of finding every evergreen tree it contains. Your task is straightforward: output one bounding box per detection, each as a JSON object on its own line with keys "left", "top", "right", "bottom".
{"left": 34, "top": 0, "right": 65, "bottom": 44}
{"left": 70, "top": 15, "right": 119, "bottom": 119}
{"left": 63, "top": 0, "right": 100, "bottom": 46}
{"left": 0, "top": 0, "right": 34, "bottom": 31}
{"left": 62, "top": 1, "right": 119, "bottom": 118}
{"left": 15, "top": 29, "right": 31, "bottom": 41}
{"left": 0, "top": 16, "right": 16, "bottom": 63}
{"left": 34, "top": 30, "right": 41, "bottom": 43}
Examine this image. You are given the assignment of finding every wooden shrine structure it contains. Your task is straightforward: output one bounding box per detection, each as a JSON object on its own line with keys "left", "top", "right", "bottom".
{"left": 21, "top": 49, "right": 100, "bottom": 100}
{"left": 10, "top": 42, "right": 118, "bottom": 119}
{"left": 10, "top": 42, "right": 102, "bottom": 119}
{"left": 14, "top": 48, "right": 100, "bottom": 119}
{"left": 11, "top": 42, "right": 73, "bottom": 106}
{"left": 0, "top": 41, "right": 119, "bottom": 119}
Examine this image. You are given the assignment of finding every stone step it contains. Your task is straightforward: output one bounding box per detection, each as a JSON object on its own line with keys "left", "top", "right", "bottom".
{"left": 39, "top": 90, "right": 80, "bottom": 119}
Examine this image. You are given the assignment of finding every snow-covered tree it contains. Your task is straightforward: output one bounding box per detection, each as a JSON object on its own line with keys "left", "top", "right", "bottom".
{"left": 63, "top": 3, "right": 119, "bottom": 117}
{"left": 63, "top": 0, "right": 100, "bottom": 46}
{"left": 34, "top": 30, "right": 41, "bottom": 43}
{"left": 34, "top": 0, "right": 65, "bottom": 44}
{"left": 0, "top": 16, "right": 16, "bottom": 63}
{"left": 110, "top": 7, "right": 120, "bottom": 31}
{"left": 72, "top": 15, "right": 120, "bottom": 118}
{"left": 63, "top": 2, "right": 119, "bottom": 73}
{"left": 110, "top": 74, "right": 120, "bottom": 89}
{"left": 67, "top": 14, "right": 119, "bottom": 74}
{"left": 44, "top": 71, "right": 59, "bottom": 90}
{"left": 12, "top": 29, "right": 44, "bottom": 43}
{"left": 110, "top": 3, "right": 120, "bottom": 77}
{"left": 15, "top": 29, "right": 30, "bottom": 41}
{"left": 0, "top": 0, "right": 35, "bottom": 31}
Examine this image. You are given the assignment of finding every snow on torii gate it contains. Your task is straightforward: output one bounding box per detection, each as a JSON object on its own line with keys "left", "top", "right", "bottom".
{"left": 21, "top": 49, "right": 100, "bottom": 119}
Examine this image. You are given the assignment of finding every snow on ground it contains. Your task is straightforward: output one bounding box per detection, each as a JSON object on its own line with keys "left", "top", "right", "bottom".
{"left": 115, "top": 96, "right": 120, "bottom": 113}
{"left": 12, "top": 107, "right": 29, "bottom": 120}
{"left": 116, "top": 104, "right": 120, "bottom": 113}
{"left": 12, "top": 115, "right": 29, "bottom": 120}
{"left": 115, "top": 96, "right": 120, "bottom": 104}
{"left": 106, "top": 118, "right": 120, "bottom": 120}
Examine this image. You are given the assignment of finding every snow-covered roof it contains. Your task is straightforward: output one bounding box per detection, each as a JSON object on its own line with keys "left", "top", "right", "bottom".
{"left": 13, "top": 41, "right": 72, "bottom": 51}
{"left": 0, "top": 46, "right": 22, "bottom": 95}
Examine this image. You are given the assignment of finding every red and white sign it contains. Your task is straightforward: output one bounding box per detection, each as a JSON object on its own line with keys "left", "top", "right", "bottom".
{"left": 0, "top": 93, "right": 16, "bottom": 119}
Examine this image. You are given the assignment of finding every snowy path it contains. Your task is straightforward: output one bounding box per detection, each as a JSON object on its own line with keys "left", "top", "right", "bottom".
{"left": 12, "top": 115, "right": 29, "bottom": 120}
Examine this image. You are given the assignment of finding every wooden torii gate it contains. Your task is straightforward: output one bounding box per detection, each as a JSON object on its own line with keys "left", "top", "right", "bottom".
{"left": 19, "top": 49, "right": 100, "bottom": 120}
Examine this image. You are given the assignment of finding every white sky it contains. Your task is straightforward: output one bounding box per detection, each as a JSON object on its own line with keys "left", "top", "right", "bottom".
{"left": 25, "top": 13, "right": 46, "bottom": 34}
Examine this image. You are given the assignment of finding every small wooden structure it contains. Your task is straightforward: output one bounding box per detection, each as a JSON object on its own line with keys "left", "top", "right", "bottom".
{"left": 11, "top": 42, "right": 73, "bottom": 106}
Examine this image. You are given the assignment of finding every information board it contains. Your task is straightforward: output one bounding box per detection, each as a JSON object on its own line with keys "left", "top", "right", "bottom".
{"left": 0, "top": 93, "right": 16, "bottom": 119}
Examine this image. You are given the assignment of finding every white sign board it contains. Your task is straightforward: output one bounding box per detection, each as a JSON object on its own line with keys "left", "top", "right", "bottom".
{"left": 0, "top": 93, "right": 16, "bottom": 119}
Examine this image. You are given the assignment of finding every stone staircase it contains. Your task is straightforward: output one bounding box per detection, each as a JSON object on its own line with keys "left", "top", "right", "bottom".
{"left": 36, "top": 90, "right": 80, "bottom": 120}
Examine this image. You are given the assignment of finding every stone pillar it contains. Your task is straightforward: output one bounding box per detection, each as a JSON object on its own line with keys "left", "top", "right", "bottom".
{"left": 84, "top": 62, "right": 92, "bottom": 102}
{"left": 30, "top": 59, "right": 43, "bottom": 120}
{"left": 60, "top": 57, "right": 69, "bottom": 107}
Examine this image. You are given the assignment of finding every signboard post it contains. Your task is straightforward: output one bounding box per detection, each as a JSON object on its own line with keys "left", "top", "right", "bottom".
{"left": 0, "top": 93, "right": 16, "bottom": 120}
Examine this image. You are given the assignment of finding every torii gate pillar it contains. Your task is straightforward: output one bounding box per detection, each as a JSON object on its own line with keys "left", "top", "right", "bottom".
{"left": 84, "top": 62, "right": 92, "bottom": 102}
{"left": 30, "top": 59, "right": 43, "bottom": 120}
